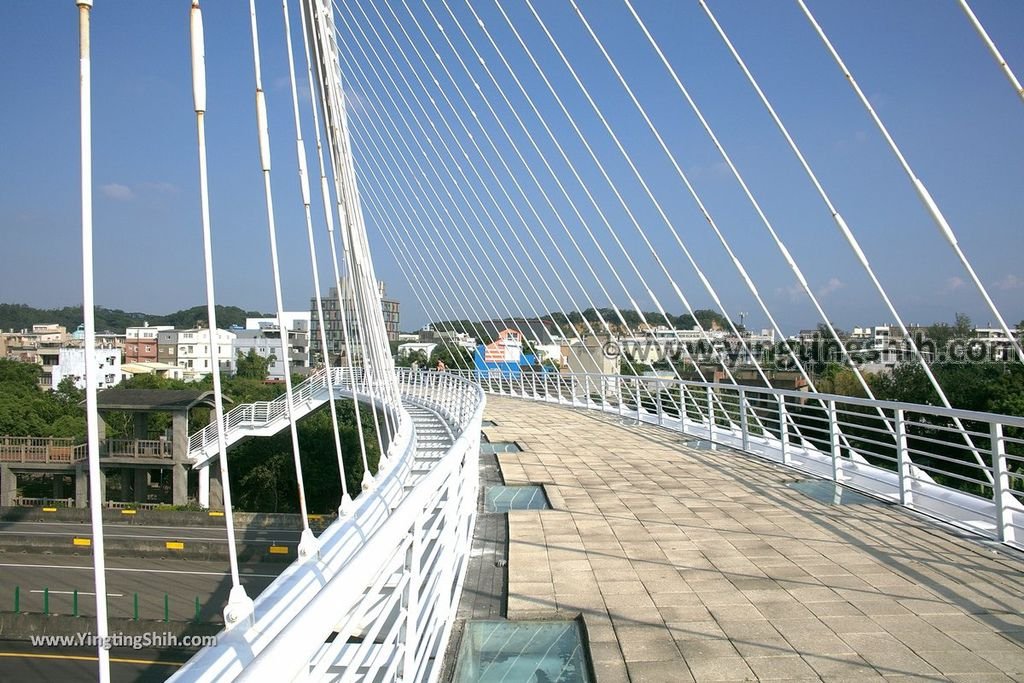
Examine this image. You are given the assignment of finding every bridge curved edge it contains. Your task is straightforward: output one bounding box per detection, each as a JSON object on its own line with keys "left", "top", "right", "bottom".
{"left": 170, "top": 371, "right": 485, "bottom": 682}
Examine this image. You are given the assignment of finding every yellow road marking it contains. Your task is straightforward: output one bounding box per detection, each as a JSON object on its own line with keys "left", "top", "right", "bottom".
{"left": 72, "top": 538, "right": 91, "bottom": 547}
{"left": 268, "top": 545, "right": 289, "bottom": 554}
{"left": 42, "top": 507, "right": 57, "bottom": 512}
{"left": 207, "top": 511, "right": 224, "bottom": 517}
{"left": 165, "top": 541, "right": 184, "bottom": 550}
{"left": 120, "top": 509, "right": 137, "bottom": 515}
{"left": 0, "top": 652, "right": 185, "bottom": 666}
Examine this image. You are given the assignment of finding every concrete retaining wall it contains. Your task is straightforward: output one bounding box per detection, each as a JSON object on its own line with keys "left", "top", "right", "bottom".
{"left": 0, "top": 534, "right": 294, "bottom": 563}
{"left": 0, "top": 506, "right": 334, "bottom": 531}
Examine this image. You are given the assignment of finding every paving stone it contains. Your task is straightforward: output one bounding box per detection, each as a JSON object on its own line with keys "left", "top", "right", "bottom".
{"left": 745, "top": 655, "right": 819, "bottom": 679}
{"left": 481, "top": 397, "right": 1024, "bottom": 683}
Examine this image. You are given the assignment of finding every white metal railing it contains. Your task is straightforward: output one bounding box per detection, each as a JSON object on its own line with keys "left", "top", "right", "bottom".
{"left": 452, "top": 369, "right": 1024, "bottom": 549}
{"left": 172, "top": 370, "right": 483, "bottom": 682}
{"left": 186, "top": 366, "right": 364, "bottom": 464}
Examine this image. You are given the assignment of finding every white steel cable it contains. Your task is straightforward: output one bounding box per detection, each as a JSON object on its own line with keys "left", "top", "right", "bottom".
{"left": 520, "top": 0, "right": 782, "bottom": 399}
{"left": 246, "top": 0, "right": 317, "bottom": 556}
{"left": 486, "top": 1, "right": 777, "bottom": 434}
{"left": 281, "top": 0, "right": 354, "bottom": 515}
{"left": 352, "top": 144, "right": 507, "bottom": 369}
{"left": 433, "top": 0, "right": 709, "bottom": 413}
{"left": 485, "top": 0, "right": 745, "bottom": 385}
{"left": 336, "top": 3, "right": 612, "bottom": 375}
{"left": 699, "top": 0, "right": 991, "bottom": 478}
{"left": 571, "top": 1, "right": 827, "bottom": 393}
{"left": 300, "top": 0, "right": 373, "bottom": 481}
{"left": 797, "top": 0, "right": 1024, "bottom": 366}
{"left": 335, "top": 5, "right": 614, "bottom": 380}
{"left": 317, "top": 3, "right": 400, "bottom": 418}
{"left": 189, "top": 0, "right": 253, "bottom": 628}
{"left": 339, "top": 0, "right": 681, "bottom": 409}
{"left": 578, "top": 0, "right": 888, "bottom": 455}
{"left": 339, "top": 0, "right": 601, "bottom": 363}
{"left": 309, "top": 0, "right": 389, "bottom": 480}
{"left": 76, "top": 2, "right": 111, "bottom": 679}
{"left": 405, "top": 0, "right": 697, "bottom": 407}
{"left": 958, "top": 0, "right": 1024, "bottom": 105}
{"left": 578, "top": 0, "right": 897, "bottom": 459}
{"left": 365, "top": 0, "right": 698, "bottom": 390}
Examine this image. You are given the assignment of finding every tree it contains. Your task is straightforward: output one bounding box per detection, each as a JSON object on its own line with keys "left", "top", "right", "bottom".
{"left": 391, "top": 352, "right": 423, "bottom": 368}
{"left": 953, "top": 312, "right": 973, "bottom": 339}
{"left": 235, "top": 349, "right": 275, "bottom": 381}
{"left": 428, "top": 345, "right": 472, "bottom": 370}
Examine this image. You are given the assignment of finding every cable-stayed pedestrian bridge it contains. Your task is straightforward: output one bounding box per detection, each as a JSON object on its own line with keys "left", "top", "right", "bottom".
{"left": 32, "top": 0, "right": 1024, "bottom": 680}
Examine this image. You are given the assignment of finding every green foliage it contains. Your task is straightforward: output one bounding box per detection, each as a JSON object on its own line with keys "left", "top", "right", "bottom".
{"left": 546, "top": 308, "right": 730, "bottom": 332}
{"left": 228, "top": 401, "right": 381, "bottom": 513}
{"left": 428, "top": 345, "right": 473, "bottom": 371}
{"left": 0, "top": 359, "right": 86, "bottom": 440}
{"left": 395, "top": 350, "right": 429, "bottom": 368}
{"left": 235, "top": 348, "right": 275, "bottom": 381}
{"left": 0, "top": 303, "right": 268, "bottom": 333}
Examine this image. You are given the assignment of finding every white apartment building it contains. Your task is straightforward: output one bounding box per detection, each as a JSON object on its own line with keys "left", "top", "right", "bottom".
{"left": 234, "top": 314, "right": 311, "bottom": 379}
{"left": 51, "top": 346, "right": 122, "bottom": 390}
{"left": 161, "top": 328, "right": 236, "bottom": 382}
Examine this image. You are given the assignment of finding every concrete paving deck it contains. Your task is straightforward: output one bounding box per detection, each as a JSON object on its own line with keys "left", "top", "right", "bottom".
{"left": 484, "top": 396, "right": 1024, "bottom": 682}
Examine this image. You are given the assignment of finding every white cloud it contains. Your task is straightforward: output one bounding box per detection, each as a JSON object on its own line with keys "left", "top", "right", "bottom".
{"left": 995, "top": 274, "right": 1023, "bottom": 291}
{"left": 817, "top": 277, "right": 844, "bottom": 298}
{"left": 776, "top": 284, "right": 803, "bottom": 302}
{"left": 100, "top": 183, "right": 134, "bottom": 201}
{"left": 945, "top": 276, "right": 965, "bottom": 292}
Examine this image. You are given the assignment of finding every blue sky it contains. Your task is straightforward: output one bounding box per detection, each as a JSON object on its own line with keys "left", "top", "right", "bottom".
{"left": 1, "top": 1, "right": 1021, "bottom": 335}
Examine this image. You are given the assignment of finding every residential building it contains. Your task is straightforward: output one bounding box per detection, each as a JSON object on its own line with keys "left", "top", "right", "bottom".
{"left": 473, "top": 329, "right": 538, "bottom": 378}
{"left": 158, "top": 328, "right": 235, "bottom": 382}
{"left": 157, "top": 329, "right": 179, "bottom": 366}
{"left": 397, "top": 342, "right": 437, "bottom": 362}
{"left": 51, "top": 346, "right": 122, "bottom": 390}
{"left": 125, "top": 323, "right": 172, "bottom": 363}
{"left": 120, "top": 362, "right": 185, "bottom": 381}
{"left": 234, "top": 315, "right": 311, "bottom": 379}
{"left": 310, "top": 279, "right": 401, "bottom": 363}
{"left": 972, "top": 327, "right": 1022, "bottom": 362}
{"left": 566, "top": 335, "right": 617, "bottom": 376}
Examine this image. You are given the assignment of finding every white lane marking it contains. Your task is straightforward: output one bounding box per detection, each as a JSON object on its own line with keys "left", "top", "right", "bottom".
{"left": 2, "top": 521, "right": 301, "bottom": 533}
{"left": 0, "top": 562, "right": 280, "bottom": 579}
{"left": 30, "top": 590, "right": 124, "bottom": 597}
{"left": 0, "top": 531, "right": 297, "bottom": 543}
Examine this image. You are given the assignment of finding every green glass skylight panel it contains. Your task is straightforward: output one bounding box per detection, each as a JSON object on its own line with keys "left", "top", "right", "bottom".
{"left": 480, "top": 441, "right": 522, "bottom": 454}
{"left": 788, "top": 480, "right": 883, "bottom": 506}
{"left": 484, "top": 485, "right": 550, "bottom": 512}
{"left": 453, "top": 620, "right": 591, "bottom": 683}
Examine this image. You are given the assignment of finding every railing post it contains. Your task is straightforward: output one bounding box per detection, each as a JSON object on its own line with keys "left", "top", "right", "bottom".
{"left": 679, "top": 382, "right": 686, "bottom": 436}
{"left": 617, "top": 377, "right": 624, "bottom": 417}
{"left": 828, "top": 400, "right": 843, "bottom": 483}
{"left": 895, "top": 408, "right": 913, "bottom": 507}
{"left": 401, "top": 516, "right": 421, "bottom": 681}
{"left": 706, "top": 386, "right": 714, "bottom": 443}
{"left": 635, "top": 380, "right": 641, "bottom": 419}
{"left": 778, "top": 396, "right": 790, "bottom": 466}
{"left": 656, "top": 388, "right": 664, "bottom": 427}
{"left": 739, "top": 388, "right": 749, "bottom": 453}
{"left": 992, "top": 422, "right": 1016, "bottom": 544}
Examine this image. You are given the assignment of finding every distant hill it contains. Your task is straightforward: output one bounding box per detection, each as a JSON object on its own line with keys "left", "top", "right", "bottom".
{"left": 0, "top": 303, "right": 273, "bottom": 334}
